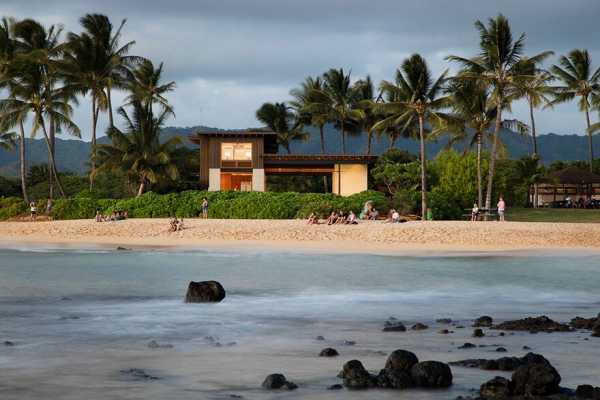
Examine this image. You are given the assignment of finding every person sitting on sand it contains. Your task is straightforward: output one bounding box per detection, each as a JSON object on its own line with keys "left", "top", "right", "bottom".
{"left": 369, "top": 208, "right": 379, "bottom": 220}
{"left": 169, "top": 217, "right": 178, "bottom": 232}
{"left": 175, "top": 218, "right": 184, "bottom": 231}
{"left": 346, "top": 211, "right": 358, "bottom": 224}
{"left": 471, "top": 203, "right": 480, "bottom": 221}
{"left": 30, "top": 201, "right": 37, "bottom": 221}
{"left": 95, "top": 209, "right": 103, "bottom": 222}
{"left": 326, "top": 211, "right": 337, "bottom": 225}
{"left": 335, "top": 210, "right": 346, "bottom": 224}
{"left": 360, "top": 201, "right": 373, "bottom": 220}
{"left": 307, "top": 213, "right": 319, "bottom": 225}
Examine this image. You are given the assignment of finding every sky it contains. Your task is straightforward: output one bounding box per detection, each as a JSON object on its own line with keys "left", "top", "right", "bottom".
{"left": 2, "top": 0, "right": 600, "bottom": 141}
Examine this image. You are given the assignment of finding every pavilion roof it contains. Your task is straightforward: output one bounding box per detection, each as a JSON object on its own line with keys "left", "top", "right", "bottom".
{"left": 543, "top": 166, "right": 600, "bottom": 184}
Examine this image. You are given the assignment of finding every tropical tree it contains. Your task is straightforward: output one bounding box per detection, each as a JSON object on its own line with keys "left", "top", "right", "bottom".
{"left": 289, "top": 76, "right": 329, "bottom": 153}
{"left": 373, "top": 54, "right": 451, "bottom": 217}
{"left": 256, "top": 102, "right": 308, "bottom": 154}
{"left": 513, "top": 56, "right": 554, "bottom": 157}
{"left": 353, "top": 76, "right": 380, "bottom": 155}
{"left": 0, "top": 129, "right": 16, "bottom": 150}
{"left": 94, "top": 101, "right": 180, "bottom": 197}
{"left": 124, "top": 59, "right": 175, "bottom": 120}
{"left": 309, "top": 68, "right": 364, "bottom": 154}
{"left": 447, "top": 14, "right": 552, "bottom": 210}
{"left": 550, "top": 49, "right": 600, "bottom": 171}
{"left": 0, "top": 17, "right": 29, "bottom": 202}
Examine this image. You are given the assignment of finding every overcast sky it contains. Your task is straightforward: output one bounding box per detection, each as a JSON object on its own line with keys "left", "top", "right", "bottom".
{"left": 3, "top": 0, "right": 600, "bottom": 141}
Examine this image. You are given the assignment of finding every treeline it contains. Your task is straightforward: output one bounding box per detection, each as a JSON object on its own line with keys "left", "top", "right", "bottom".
{"left": 0, "top": 14, "right": 179, "bottom": 203}
{"left": 258, "top": 14, "right": 600, "bottom": 215}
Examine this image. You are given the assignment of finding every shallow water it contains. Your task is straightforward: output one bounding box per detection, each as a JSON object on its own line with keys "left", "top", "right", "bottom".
{"left": 0, "top": 247, "right": 599, "bottom": 399}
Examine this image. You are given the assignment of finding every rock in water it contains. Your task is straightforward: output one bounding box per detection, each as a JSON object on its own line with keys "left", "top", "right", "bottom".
{"left": 493, "top": 315, "right": 571, "bottom": 333}
{"left": 184, "top": 281, "right": 226, "bottom": 303}
{"left": 261, "top": 374, "right": 297, "bottom": 390}
{"left": 480, "top": 376, "right": 512, "bottom": 399}
{"left": 473, "top": 316, "right": 493, "bottom": 327}
{"left": 410, "top": 361, "right": 453, "bottom": 388}
{"left": 384, "top": 350, "right": 419, "bottom": 372}
{"left": 411, "top": 323, "right": 429, "bottom": 330}
{"left": 340, "top": 360, "right": 376, "bottom": 389}
{"left": 511, "top": 354, "right": 561, "bottom": 397}
{"left": 473, "top": 328, "right": 485, "bottom": 338}
{"left": 383, "top": 320, "right": 406, "bottom": 332}
{"left": 319, "top": 348, "right": 339, "bottom": 357}
{"left": 377, "top": 350, "right": 418, "bottom": 389}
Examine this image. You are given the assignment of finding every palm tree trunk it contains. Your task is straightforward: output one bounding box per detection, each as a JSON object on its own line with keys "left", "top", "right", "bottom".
{"left": 528, "top": 101, "right": 538, "bottom": 157}
{"left": 388, "top": 133, "right": 397, "bottom": 150}
{"left": 106, "top": 86, "right": 114, "bottom": 127}
{"left": 340, "top": 119, "right": 346, "bottom": 154}
{"left": 585, "top": 107, "right": 593, "bottom": 172}
{"left": 476, "top": 132, "right": 482, "bottom": 208}
{"left": 367, "top": 130, "right": 373, "bottom": 155}
{"left": 485, "top": 104, "right": 502, "bottom": 211}
{"left": 137, "top": 177, "right": 146, "bottom": 197}
{"left": 39, "top": 117, "right": 65, "bottom": 197}
{"left": 418, "top": 115, "right": 428, "bottom": 219}
{"left": 90, "top": 95, "right": 98, "bottom": 191}
{"left": 18, "top": 121, "right": 29, "bottom": 204}
{"left": 48, "top": 116, "right": 55, "bottom": 199}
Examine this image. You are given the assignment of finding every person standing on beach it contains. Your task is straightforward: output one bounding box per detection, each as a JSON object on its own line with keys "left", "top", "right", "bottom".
{"left": 30, "top": 201, "right": 37, "bottom": 221}
{"left": 201, "top": 197, "right": 209, "bottom": 219}
{"left": 497, "top": 197, "right": 506, "bottom": 222}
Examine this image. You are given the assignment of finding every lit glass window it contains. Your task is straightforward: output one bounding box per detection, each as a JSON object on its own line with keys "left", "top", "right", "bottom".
{"left": 221, "top": 143, "right": 252, "bottom": 161}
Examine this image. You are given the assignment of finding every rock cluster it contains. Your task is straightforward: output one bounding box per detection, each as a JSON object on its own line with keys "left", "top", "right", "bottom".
{"left": 319, "top": 348, "right": 339, "bottom": 357}
{"left": 450, "top": 352, "right": 553, "bottom": 372}
{"left": 473, "top": 316, "right": 493, "bottom": 327}
{"left": 184, "top": 281, "right": 226, "bottom": 303}
{"left": 339, "top": 349, "right": 452, "bottom": 390}
{"left": 382, "top": 318, "right": 406, "bottom": 332}
{"left": 492, "top": 315, "right": 571, "bottom": 333}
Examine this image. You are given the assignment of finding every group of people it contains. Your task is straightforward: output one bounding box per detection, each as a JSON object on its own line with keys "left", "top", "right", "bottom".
{"left": 169, "top": 217, "right": 184, "bottom": 231}
{"left": 564, "top": 196, "right": 594, "bottom": 209}
{"left": 306, "top": 210, "right": 358, "bottom": 225}
{"left": 384, "top": 209, "right": 403, "bottom": 223}
{"left": 471, "top": 197, "right": 506, "bottom": 221}
{"left": 95, "top": 209, "right": 128, "bottom": 222}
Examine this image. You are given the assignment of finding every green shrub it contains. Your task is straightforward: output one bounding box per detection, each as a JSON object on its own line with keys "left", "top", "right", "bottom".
{"left": 0, "top": 197, "right": 27, "bottom": 220}
{"left": 0, "top": 190, "right": 390, "bottom": 221}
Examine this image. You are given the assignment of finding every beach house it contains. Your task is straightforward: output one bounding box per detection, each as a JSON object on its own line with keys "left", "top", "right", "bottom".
{"left": 190, "top": 130, "right": 376, "bottom": 195}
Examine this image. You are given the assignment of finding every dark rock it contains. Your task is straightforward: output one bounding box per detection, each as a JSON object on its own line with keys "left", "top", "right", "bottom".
{"left": 377, "top": 368, "right": 413, "bottom": 389}
{"left": 439, "top": 329, "right": 451, "bottom": 334}
{"left": 511, "top": 354, "right": 561, "bottom": 396}
{"left": 261, "top": 373, "right": 297, "bottom": 390}
{"left": 116, "top": 246, "right": 131, "bottom": 251}
{"left": 498, "top": 332, "right": 505, "bottom": 337}
{"left": 592, "top": 321, "right": 600, "bottom": 337}
{"left": 340, "top": 360, "right": 376, "bottom": 389}
{"left": 492, "top": 316, "right": 571, "bottom": 333}
{"left": 522, "top": 346, "right": 531, "bottom": 350}
{"left": 226, "top": 341, "right": 237, "bottom": 347}
{"left": 343, "top": 340, "right": 356, "bottom": 346}
{"left": 185, "top": 281, "right": 226, "bottom": 303}
{"left": 459, "top": 342, "right": 476, "bottom": 349}
{"left": 480, "top": 376, "right": 512, "bottom": 399}
{"left": 437, "top": 318, "right": 453, "bottom": 324}
{"left": 449, "top": 356, "right": 523, "bottom": 372}
{"left": 456, "top": 325, "right": 465, "bottom": 329}
{"left": 495, "top": 347, "right": 507, "bottom": 352}
{"left": 410, "top": 361, "right": 453, "bottom": 388}
{"left": 473, "top": 316, "right": 493, "bottom": 327}
{"left": 60, "top": 296, "right": 72, "bottom": 301}
{"left": 319, "top": 348, "right": 339, "bottom": 357}
{"left": 481, "top": 360, "right": 500, "bottom": 370}
{"left": 473, "top": 328, "right": 485, "bottom": 338}
{"left": 570, "top": 316, "right": 597, "bottom": 330}
{"left": 315, "top": 335, "right": 325, "bottom": 341}
{"left": 383, "top": 320, "right": 406, "bottom": 332}
{"left": 327, "top": 384, "right": 343, "bottom": 390}
{"left": 384, "top": 349, "right": 419, "bottom": 372}
{"left": 60, "top": 315, "right": 80, "bottom": 320}
{"left": 575, "top": 384, "right": 600, "bottom": 399}
{"left": 147, "top": 340, "right": 173, "bottom": 349}
{"left": 120, "top": 368, "right": 159, "bottom": 380}
{"left": 3, "top": 341, "right": 14, "bottom": 346}
{"left": 497, "top": 357, "right": 522, "bottom": 371}
{"left": 411, "top": 323, "right": 429, "bottom": 331}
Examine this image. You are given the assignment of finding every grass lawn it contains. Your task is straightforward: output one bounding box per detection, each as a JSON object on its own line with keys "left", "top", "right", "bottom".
{"left": 508, "top": 207, "right": 600, "bottom": 223}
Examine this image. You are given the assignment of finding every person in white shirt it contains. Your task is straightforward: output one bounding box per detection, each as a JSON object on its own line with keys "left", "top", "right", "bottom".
{"left": 471, "top": 203, "right": 480, "bottom": 221}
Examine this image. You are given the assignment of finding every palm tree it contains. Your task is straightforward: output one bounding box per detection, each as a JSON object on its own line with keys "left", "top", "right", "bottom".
{"left": 447, "top": 14, "right": 552, "bottom": 210}
{"left": 78, "top": 14, "right": 140, "bottom": 128}
{"left": 310, "top": 68, "right": 364, "bottom": 154}
{"left": 513, "top": 57, "right": 555, "bottom": 157}
{"left": 256, "top": 102, "right": 308, "bottom": 154}
{"left": 94, "top": 101, "right": 180, "bottom": 197}
{"left": 289, "top": 76, "right": 329, "bottom": 153}
{"left": 550, "top": 49, "right": 600, "bottom": 171}
{"left": 0, "top": 129, "right": 16, "bottom": 150}
{"left": 0, "top": 17, "right": 29, "bottom": 202}
{"left": 124, "top": 60, "right": 175, "bottom": 120}
{"left": 373, "top": 54, "right": 451, "bottom": 217}
{"left": 353, "top": 76, "right": 380, "bottom": 155}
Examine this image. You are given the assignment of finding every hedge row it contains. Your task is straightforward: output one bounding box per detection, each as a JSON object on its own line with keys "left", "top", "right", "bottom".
{"left": 0, "top": 190, "right": 389, "bottom": 220}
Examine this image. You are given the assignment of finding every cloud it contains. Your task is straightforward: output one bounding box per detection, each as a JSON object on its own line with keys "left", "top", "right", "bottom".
{"left": 2, "top": 0, "right": 600, "bottom": 140}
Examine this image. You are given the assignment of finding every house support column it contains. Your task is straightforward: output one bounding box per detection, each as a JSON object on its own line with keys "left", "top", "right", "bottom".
{"left": 208, "top": 168, "right": 221, "bottom": 191}
{"left": 252, "top": 168, "right": 265, "bottom": 192}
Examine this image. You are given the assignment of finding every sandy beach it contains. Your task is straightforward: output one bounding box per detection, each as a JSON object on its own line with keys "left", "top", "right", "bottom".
{"left": 1, "top": 218, "right": 600, "bottom": 253}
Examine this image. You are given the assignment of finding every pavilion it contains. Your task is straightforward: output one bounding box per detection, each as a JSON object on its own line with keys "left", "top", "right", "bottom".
{"left": 534, "top": 166, "right": 600, "bottom": 206}
{"left": 190, "top": 130, "right": 377, "bottom": 196}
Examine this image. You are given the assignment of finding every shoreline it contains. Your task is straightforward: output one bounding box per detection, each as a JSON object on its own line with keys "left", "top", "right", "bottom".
{"left": 1, "top": 218, "right": 600, "bottom": 255}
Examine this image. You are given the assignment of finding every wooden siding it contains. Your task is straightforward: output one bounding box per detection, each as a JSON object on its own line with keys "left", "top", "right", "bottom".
{"left": 206, "top": 137, "right": 264, "bottom": 169}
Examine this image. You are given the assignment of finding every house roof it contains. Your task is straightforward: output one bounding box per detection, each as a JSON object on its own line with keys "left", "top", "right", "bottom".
{"left": 263, "top": 154, "right": 378, "bottom": 165}
{"left": 543, "top": 167, "right": 600, "bottom": 184}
